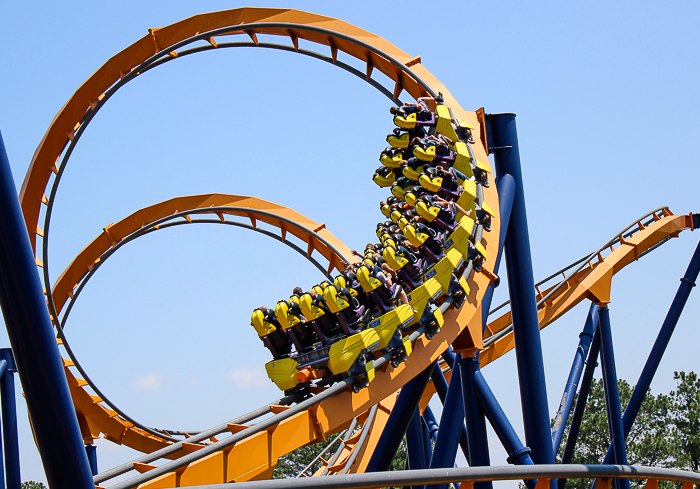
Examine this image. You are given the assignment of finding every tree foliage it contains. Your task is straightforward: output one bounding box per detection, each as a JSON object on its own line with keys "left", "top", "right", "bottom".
{"left": 21, "top": 482, "right": 47, "bottom": 489}
{"left": 556, "top": 372, "right": 699, "bottom": 489}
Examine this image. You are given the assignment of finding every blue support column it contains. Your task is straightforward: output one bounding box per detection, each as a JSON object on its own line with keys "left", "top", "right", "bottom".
{"left": 486, "top": 113, "right": 554, "bottom": 472}
{"left": 481, "top": 173, "right": 516, "bottom": 330}
{"left": 85, "top": 444, "right": 98, "bottom": 476}
{"left": 0, "top": 350, "right": 19, "bottom": 489}
{"left": 422, "top": 406, "right": 440, "bottom": 443}
{"left": 366, "top": 362, "right": 436, "bottom": 472}
{"left": 0, "top": 132, "right": 94, "bottom": 489}
{"left": 601, "top": 237, "right": 700, "bottom": 466}
{"left": 427, "top": 357, "right": 464, "bottom": 489}
{"left": 421, "top": 416, "right": 433, "bottom": 469}
{"left": 551, "top": 304, "right": 598, "bottom": 453}
{"left": 561, "top": 326, "right": 601, "bottom": 464}
{"left": 597, "top": 306, "right": 629, "bottom": 489}
{"left": 406, "top": 407, "right": 428, "bottom": 475}
{"left": 460, "top": 356, "right": 491, "bottom": 489}
{"left": 432, "top": 357, "right": 470, "bottom": 460}
{"left": 472, "top": 370, "right": 535, "bottom": 489}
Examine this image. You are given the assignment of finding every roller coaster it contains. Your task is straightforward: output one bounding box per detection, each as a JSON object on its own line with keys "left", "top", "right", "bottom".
{"left": 0, "top": 7, "right": 698, "bottom": 489}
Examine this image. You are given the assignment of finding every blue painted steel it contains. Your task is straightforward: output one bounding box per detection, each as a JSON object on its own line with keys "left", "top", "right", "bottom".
{"left": 460, "top": 356, "right": 492, "bottom": 489}
{"left": 0, "top": 132, "right": 94, "bottom": 489}
{"left": 366, "top": 363, "right": 436, "bottom": 472}
{"left": 597, "top": 306, "right": 629, "bottom": 489}
{"left": 422, "top": 407, "right": 440, "bottom": 443}
{"left": 472, "top": 369, "right": 535, "bottom": 489}
{"left": 431, "top": 365, "right": 469, "bottom": 459}
{"left": 487, "top": 113, "right": 554, "bottom": 470}
{"left": 481, "top": 173, "right": 516, "bottom": 330}
{"left": 428, "top": 357, "right": 464, "bottom": 489}
{"left": 86, "top": 444, "right": 98, "bottom": 476}
{"left": 561, "top": 327, "right": 601, "bottom": 465}
{"left": 407, "top": 407, "right": 428, "bottom": 474}
{"left": 421, "top": 417, "right": 433, "bottom": 468}
{"left": 551, "top": 304, "right": 598, "bottom": 453}
{"left": 601, "top": 238, "right": 700, "bottom": 467}
{"left": 0, "top": 350, "right": 19, "bottom": 489}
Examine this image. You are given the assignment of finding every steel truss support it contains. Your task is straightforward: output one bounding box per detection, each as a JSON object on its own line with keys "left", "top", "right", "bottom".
{"left": 427, "top": 356, "right": 464, "bottom": 489}
{"left": 600, "top": 238, "right": 700, "bottom": 466}
{"left": 0, "top": 131, "right": 94, "bottom": 489}
{"left": 551, "top": 304, "right": 598, "bottom": 453}
{"left": 460, "top": 355, "right": 491, "bottom": 489}
{"left": 0, "top": 349, "right": 19, "bottom": 489}
{"left": 366, "top": 363, "right": 436, "bottom": 472}
{"left": 486, "top": 114, "right": 554, "bottom": 475}
{"left": 481, "top": 173, "right": 516, "bottom": 329}
{"left": 597, "top": 305, "right": 629, "bottom": 489}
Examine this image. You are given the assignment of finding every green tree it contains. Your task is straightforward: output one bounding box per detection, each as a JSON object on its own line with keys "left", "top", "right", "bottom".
{"left": 555, "top": 378, "right": 673, "bottom": 489}
{"left": 669, "top": 371, "right": 700, "bottom": 473}
{"left": 21, "top": 482, "right": 47, "bottom": 489}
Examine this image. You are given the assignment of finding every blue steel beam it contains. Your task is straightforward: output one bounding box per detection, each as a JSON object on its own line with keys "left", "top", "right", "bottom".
{"left": 486, "top": 113, "right": 554, "bottom": 471}
{"left": 460, "top": 356, "right": 491, "bottom": 489}
{"left": 432, "top": 351, "right": 470, "bottom": 459}
{"left": 481, "top": 174, "right": 516, "bottom": 330}
{"left": 551, "top": 304, "right": 598, "bottom": 453}
{"left": 472, "top": 370, "right": 535, "bottom": 489}
{"left": 597, "top": 306, "right": 629, "bottom": 489}
{"left": 0, "top": 350, "right": 19, "bottom": 489}
{"left": 600, "top": 237, "right": 700, "bottom": 466}
{"left": 366, "top": 363, "right": 436, "bottom": 472}
{"left": 0, "top": 131, "right": 94, "bottom": 489}
{"left": 421, "top": 417, "right": 433, "bottom": 467}
{"left": 407, "top": 407, "right": 428, "bottom": 475}
{"left": 427, "top": 357, "right": 464, "bottom": 489}
{"left": 86, "top": 444, "right": 98, "bottom": 476}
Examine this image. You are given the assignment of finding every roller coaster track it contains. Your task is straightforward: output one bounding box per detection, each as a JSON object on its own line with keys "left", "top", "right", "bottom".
{"left": 15, "top": 7, "right": 699, "bottom": 489}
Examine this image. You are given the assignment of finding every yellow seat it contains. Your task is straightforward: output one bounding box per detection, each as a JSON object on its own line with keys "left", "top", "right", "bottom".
{"left": 251, "top": 309, "right": 277, "bottom": 337}
{"left": 475, "top": 158, "right": 492, "bottom": 174}
{"left": 380, "top": 152, "right": 404, "bottom": 169}
{"left": 373, "top": 172, "right": 396, "bottom": 187}
{"left": 481, "top": 201, "right": 495, "bottom": 218}
{"left": 402, "top": 165, "right": 422, "bottom": 181}
{"left": 383, "top": 246, "right": 408, "bottom": 271}
{"left": 415, "top": 201, "right": 440, "bottom": 222}
{"left": 323, "top": 285, "right": 350, "bottom": 314}
{"left": 453, "top": 141, "right": 474, "bottom": 178}
{"left": 299, "top": 294, "right": 325, "bottom": 321}
{"left": 394, "top": 112, "right": 417, "bottom": 129}
{"left": 391, "top": 184, "right": 407, "bottom": 199}
{"left": 381, "top": 203, "right": 392, "bottom": 218}
{"left": 387, "top": 132, "right": 410, "bottom": 148}
{"left": 413, "top": 145, "right": 436, "bottom": 162}
{"left": 275, "top": 300, "right": 301, "bottom": 330}
{"left": 404, "top": 191, "right": 418, "bottom": 207}
{"left": 419, "top": 173, "right": 443, "bottom": 193}
{"left": 265, "top": 358, "right": 299, "bottom": 391}
{"left": 357, "top": 265, "right": 383, "bottom": 293}
{"left": 328, "top": 329, "right": 381, "bottom": 374}
{"left": 403, "top": 223, "right": 430, "bottom": 248}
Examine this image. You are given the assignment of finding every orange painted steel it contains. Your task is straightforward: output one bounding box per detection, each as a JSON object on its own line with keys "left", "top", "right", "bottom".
{"left": 478, "top": 212, "right": 693, "bottom": 367}
{"left": 19, "top": 7, "right": 696, "bottom": 489}
{"left": 23, "top": 8, "right": 500, "bottom": 484}
{"left": 19, "top": 7, "right": 478, "bottom": 253}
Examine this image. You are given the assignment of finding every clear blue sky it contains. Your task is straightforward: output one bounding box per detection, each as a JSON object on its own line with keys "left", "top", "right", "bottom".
{"left": 1, "top": 1, "right": 699, "bottom": 485}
